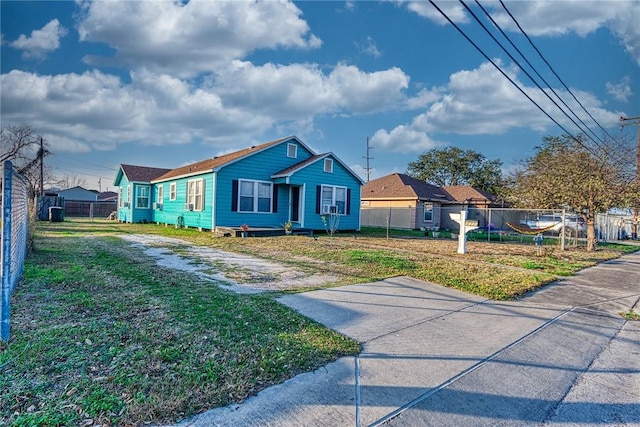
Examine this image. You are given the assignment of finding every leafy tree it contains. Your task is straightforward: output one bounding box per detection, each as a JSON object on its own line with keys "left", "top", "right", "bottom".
{"left": 1, "top": 125, "right": 51, "bottom": 197}
{"left": 508, "top": 134, "right": 636, "bottom": 251}
{"left": 406, "top": 147, "right": 504, "bottom": 194}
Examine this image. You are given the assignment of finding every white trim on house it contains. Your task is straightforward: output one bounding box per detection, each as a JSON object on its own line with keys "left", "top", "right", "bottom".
{"left": 287, "top": 143, "right": 298, "bottom": 158}
{"left": 323, "top": 158, "right": 333, "bottom": 173}
{"left": 211, "top": 173, "right": 217, "bottom": 231}
{"left": 238, "top": 179, "right": 273, "bottom": 213}
{"left": 187, "top": 178, "right": 204, "bottom": 211}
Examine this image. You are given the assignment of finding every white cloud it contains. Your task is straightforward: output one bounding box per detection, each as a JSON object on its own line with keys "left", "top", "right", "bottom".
{"left": 359, "top": 36, "right": 382, "bottom": 58}
{"left": 486, "top": 1, "right": 617, "bottom": 37}
{"left": 371, "top": 60, "right": 622, "bottom": 153}
{"left": 608, "top": 3, "right": 640, "bottom": 66}
{"left": 370, "top": 125, "right": 440, "bottom": 153}
{"left": 76, "top": 0, "right": 321, "bottom": 77}
{"left": 10, "top": 19, "right": 67, "bottom": 59}
{"left": 606, "top": 77, "right": 633, "bottom": 102}
{"left": 0, "top": 60, "right": 412, "bottom": 155}
{"left": 408, "top": 1, "right": 640, "bottom": 67}
{"left": 214, "top": 61, "right": 410, "bottom": 117}
{"left": 407, "top": 1, "right": 468, "bottom": 25}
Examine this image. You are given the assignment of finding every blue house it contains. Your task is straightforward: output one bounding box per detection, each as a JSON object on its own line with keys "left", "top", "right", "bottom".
{"left": 113, "top": 136, "right": 364, "bottom": 233}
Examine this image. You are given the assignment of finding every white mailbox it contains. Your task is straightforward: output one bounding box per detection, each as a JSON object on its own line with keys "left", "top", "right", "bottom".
{"left": 449, "top": 210, "right": 480, "bottom": 254}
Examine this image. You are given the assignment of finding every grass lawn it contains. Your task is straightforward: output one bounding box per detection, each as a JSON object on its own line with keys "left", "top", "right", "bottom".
{"left": 1, "top": 220, "right": 637, "bottom": 426}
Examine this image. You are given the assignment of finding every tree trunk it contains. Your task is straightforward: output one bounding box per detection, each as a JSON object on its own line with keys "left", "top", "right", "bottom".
{"left": 586, "top": 220, "right": 597, "bottom": 252}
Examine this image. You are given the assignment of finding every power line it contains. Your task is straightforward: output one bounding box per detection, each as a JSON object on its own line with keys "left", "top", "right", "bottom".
{"left": 499, "top": 0, "right": 617, "bottom": 143}
{"left": 52, "top": 165, "right": 114, "bottom": 181}
{"left": 53, "top": 154, "right": 118, "bottom": 171}
{"left": 473, "top": 0, "right": 608, "bottom": 149}
{"left": 427, "top": 0, "right": 600, "bottom": 157}
{"left": 460, "top": 1, "right": 607, "bottom": 152}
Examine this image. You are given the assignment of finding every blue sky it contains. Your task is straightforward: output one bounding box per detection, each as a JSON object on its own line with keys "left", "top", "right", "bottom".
{"left": 2, "top": 0, "right": 639, "bottom": 192}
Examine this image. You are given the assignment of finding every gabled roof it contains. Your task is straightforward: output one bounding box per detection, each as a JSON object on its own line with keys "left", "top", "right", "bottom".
{"left": 98, "top": 191, "right": 118, "bottom": 201}
{"left": 271, "top": 153, "right": 365, "bottom": 185}
{"left": 443, "top": 185, "right": 498, "bottom": 203}
{"left": 57, "top": 186, "right": 98, "bottom": 194}
{"left": 362, "top": 173, "right": 451, "bottom": 201}
{"left": 151, "top": 136, "right": 305, "bottom": 183}
{"left": 119, "top": 164, "right": 172, "bottom": 183}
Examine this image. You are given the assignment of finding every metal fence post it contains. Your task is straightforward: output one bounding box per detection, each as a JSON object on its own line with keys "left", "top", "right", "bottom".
{"left": 1, "top": 161, "right": 13, "bottom": 340}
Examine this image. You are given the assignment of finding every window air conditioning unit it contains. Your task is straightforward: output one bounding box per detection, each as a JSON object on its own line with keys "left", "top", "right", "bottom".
{"left": 184, "top": 203, "right": 194, "bottom": 211}
{"left": 322, "top": 204, "right": 338, "bottom": 214}
{"left": 123, "top": 202, "right": 130, "bottom": 208}
{"left": 153, "top": 202, "right": 163, "bottom": 210}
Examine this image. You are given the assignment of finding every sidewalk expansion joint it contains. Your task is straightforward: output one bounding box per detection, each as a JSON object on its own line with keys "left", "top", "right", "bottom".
{"left": 367, "top": 307, "right": 575, "bottom": 427}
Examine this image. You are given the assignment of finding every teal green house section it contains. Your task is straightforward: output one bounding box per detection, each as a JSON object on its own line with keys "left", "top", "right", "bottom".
{"left": 113, "top": 136, "right": 364, "bottom": 232}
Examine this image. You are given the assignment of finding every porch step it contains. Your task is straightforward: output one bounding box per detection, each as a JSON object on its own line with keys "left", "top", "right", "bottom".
{"left": 215, "top": 226, "right": 313, "bottom": 238}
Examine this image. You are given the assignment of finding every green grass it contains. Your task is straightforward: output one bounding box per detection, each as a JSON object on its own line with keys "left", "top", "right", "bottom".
{"left": 2, "top": 231, "right": 360, "bottom": 426}
{"left": 621, "top": 310, "right": 640, "bottom": 321}
{"left": 3, "top": 219, "right": 636, "bottom": 426}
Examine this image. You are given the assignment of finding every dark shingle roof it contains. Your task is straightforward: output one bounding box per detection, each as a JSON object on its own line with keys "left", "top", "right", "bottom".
{"left": 152, "top": 137, "right": 290, "bottom": 182}
{"left": 121, "top": 165, "right": 172, "bottom": 182}
{"left": 442, "top": 185, "right": 497, "bottom": 203}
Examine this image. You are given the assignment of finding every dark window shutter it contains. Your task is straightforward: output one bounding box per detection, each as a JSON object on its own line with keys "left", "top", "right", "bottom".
{"left": 316, "top": 185, "right": 321, "bottom": 214}
{"left": 272, "top": 184, "right": 278, "bottom": 213}
{"left": 346, "top": 188, "right": 351, "bottom": 215}
{"left": 231, "top": 180, "right": 238, "bottom": 212}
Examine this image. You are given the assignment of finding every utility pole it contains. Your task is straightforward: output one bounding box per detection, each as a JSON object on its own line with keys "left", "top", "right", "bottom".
{"left": 363, "top": 137, "right": 374, "bottom": 182}
{"left": 39, "top": 137, "right": 44, "bottom": 197}
{"left": 620, "top": 115, "right": 640, "bottom": 239}
{"left": 98, "top": 178, "right": 102, "bottom": 192}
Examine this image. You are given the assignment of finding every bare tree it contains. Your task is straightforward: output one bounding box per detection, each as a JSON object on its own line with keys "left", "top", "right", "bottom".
{"left": 508, "top": 134, "right": 635, "bottom": 251}
{"left": 54, "top": 174, "right": 88, "bottom": 190}
{"left": 1, "top": 125, "right": 51, "bottom": 196}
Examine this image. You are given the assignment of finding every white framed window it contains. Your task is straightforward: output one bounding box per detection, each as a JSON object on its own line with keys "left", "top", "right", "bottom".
{"left": 287, "top": 143, "right": 297, "bottom": 158}
{"left": 118, "top": 187, "right": 123, "bottom": 208}
{"left": 157, "top": 185, "right": 164, "bottom": 203}
{"left": 424, "top": 202, "right": 434, "bottom": 222}
{"left": 321, "top": 185, "right": 347, "bottom": 215}
{"left": 323, "top": 158, "right": 333, "bottom": 173}
{"left": 169, "top": 182, "right": 177, "bottom": 201}
{"left": 239, "top": 179, "right": 272, "bottom": 213}
{"left": 136, "top": 185, "right": 150, "bottom": 209}
{"left": 187, "top": 178, "right": 204, "bottom": 211}
{"left": 126, "top": 185, "right": 131, "bottom": 207}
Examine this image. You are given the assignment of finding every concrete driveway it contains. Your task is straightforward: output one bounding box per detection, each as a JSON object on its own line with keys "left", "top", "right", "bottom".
{"left": 170, "top": 250, "right": 640, "bottom": 427}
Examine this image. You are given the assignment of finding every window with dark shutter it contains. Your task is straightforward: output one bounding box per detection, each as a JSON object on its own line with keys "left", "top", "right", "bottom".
{"left": 272, "top": 185, "right": 278, "bottom": 213}
{"left": 231, "top": 180, "right": 238, "bottom": 211}
{"left": 316, "top": 186, "right": 321, "bottom": 214}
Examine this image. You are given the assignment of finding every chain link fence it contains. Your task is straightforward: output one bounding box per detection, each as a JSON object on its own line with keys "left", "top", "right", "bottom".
{"left": 2, "top": 160, "right": 29, "bottom": 341}
{"left": 362, "top": 204, "right": 635, "bottom": 247}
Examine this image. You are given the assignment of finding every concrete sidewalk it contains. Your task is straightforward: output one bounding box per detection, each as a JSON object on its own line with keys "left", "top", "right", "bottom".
{"left": 170, "top": 250, "right": 640, "bottom": 427}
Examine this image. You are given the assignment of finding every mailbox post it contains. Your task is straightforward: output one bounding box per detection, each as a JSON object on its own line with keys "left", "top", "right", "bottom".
{"left": 449, "top": 210, "right": 480, "bottom": 254}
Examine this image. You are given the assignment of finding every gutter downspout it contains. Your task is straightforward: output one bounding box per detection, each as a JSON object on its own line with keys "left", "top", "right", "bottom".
{"left": 211, "top": 172, "right": 216, "bottom": 232}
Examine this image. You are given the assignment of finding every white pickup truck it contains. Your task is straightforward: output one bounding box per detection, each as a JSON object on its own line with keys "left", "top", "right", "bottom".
{"left": 520, "top": 214, "right": 586, "bottom": 235}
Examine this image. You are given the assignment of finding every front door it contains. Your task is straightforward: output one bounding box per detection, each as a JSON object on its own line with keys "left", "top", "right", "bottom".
{"left": 291, "top": 186, "right": 300, "bottom": 223}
